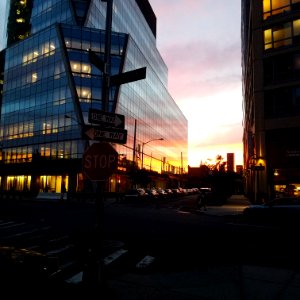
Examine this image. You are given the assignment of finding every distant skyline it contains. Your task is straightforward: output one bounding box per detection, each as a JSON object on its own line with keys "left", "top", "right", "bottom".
{"left": 0, "top": 0, "right": 243, "bottom": 167}
{"left": 149, "top": 0, "right": 243, "bottom": 167}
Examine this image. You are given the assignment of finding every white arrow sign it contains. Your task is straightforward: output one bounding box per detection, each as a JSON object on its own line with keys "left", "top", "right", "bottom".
{"left": 88, "top": 109, "right": 125, "bottom": 129}
{"left": 90, "top": 112, "right": 123, "bottom": 127}
{"left": 85, "top": 126, "right": 127, "bottom": 144}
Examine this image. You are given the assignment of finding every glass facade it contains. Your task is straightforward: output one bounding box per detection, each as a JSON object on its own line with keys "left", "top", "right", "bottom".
{"left": 0, "top": 0, "right": 188, "bottom": 195}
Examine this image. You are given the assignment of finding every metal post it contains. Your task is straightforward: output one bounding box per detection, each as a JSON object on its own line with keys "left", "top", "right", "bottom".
{"left": 141, "top": 142, "right": 145, "bottom": 169}
{"left": 95, "top": 0, "right": 113, "bottom": 290}
{"left": 82, "top": 0, "right": 113, "bottom": 293}
{"left": 102, "top": 0, "right": 113, "bottom": 112}
{"left": 133, "top": 119, "right": 137, "bottom": 164}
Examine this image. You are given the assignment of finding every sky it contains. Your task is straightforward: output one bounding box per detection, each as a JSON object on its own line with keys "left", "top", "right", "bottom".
{"left": 149, "top": 0, "right": 243, "bottom": 167}
{"left": 0, "top": 0, "right": 243, "bottom": 167}
{"left": 0, "top": 1, "right": 5, "bottom": 50}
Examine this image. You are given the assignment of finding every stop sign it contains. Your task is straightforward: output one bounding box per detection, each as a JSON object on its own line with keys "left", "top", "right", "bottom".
{"left": 82, "top": 142, "right": 118, "bottom": 180}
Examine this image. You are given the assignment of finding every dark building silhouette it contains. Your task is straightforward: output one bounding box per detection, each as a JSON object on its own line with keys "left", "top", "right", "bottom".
{"left": 226, "top": 153, "right": 235, "bottom": 172}
{"left": 242, "top": 0, "right": 300, "bottom": 202}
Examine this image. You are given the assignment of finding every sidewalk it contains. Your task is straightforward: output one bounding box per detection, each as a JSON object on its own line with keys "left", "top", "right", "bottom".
{"left": 102, "top": 195, "right": 300, "bottom": 300}
{"left": 104, "top": 264, "right": 300, "bottom": 300}
{"left": 203, "top": 194, "right": 250, "bottom": 217}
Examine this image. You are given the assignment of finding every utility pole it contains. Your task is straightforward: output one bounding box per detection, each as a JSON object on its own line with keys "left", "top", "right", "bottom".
{"left": 102, "top": 0, "right": 113, "bottom": 112}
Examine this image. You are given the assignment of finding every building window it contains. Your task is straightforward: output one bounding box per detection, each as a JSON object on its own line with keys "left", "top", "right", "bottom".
{"left": 263, "top": 0, "right": 300, "bottom": 20}
{"left": 31, "top": 72, "right": 38, "bottom": 83}
{"left": 70, "top": 61, "right": 91, "bottom": 77}
{"left": 293, "top": 19, "right": 300, "bottom": 35}
{"left": 265, "top": 87, "right": 300, "bottom": 118}
{"left": 43, "top": 123, "right": 52, "bottom": 134}
{"left": 263, "top": 20, "right": 300, "bottom": 50}
{"left": 264, "top": 52, "right": 300, "bottom": 84}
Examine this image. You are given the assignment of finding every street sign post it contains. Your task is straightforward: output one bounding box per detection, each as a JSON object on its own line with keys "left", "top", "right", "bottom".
{"left": 84, "top": 126, "right": 127, "bottom": 144}
{"left": 88, "top": 108, "right": 125, "bottom": 128}
{"left": 82, "top": 142, "right": 118, "bottom": 180}
{"left": 110, "top": 67, "right": 146, "bottom": 86}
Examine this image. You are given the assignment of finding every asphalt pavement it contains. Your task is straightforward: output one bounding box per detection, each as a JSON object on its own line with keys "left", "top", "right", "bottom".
{"left": 100, "top": 194, "right": 300, "bottom": 300}
{"left": 2, "top": 194, "right": 300, "bottom": 299}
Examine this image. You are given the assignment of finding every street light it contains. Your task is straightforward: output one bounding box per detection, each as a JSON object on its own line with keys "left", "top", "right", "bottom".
{"left": 141, "top": 138, "right": 164, "bottom": 169}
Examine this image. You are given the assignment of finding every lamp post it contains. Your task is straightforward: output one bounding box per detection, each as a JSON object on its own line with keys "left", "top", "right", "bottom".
{"left": 141, "top": 138, "right": 164, "bottom": 169}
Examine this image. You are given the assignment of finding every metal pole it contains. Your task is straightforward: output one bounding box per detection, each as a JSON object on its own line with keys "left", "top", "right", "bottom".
{"left": 133, "top": 119, "right": 137, "bottom": 164}
{"left": 141, "top": 143, "right": 144, "bottom": 169}
{"left": 102, "top": 0, "right": 113, "bottom": 112}
{"left": 82, "top": 0, "right": 113, "bottom": 293}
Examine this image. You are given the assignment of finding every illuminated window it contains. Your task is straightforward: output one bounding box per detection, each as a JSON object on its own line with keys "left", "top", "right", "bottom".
{"left": 293, "top": 19, "right": 300, "bottom": 35}
{"left": 264, "top": 29, "right": 272, "bottom": 49}
{"left": 263, "top": 0, "right": 297, "bottom": 20}
{"left": 41, "top": 147, "right": 51, "bottom": 157}
{"left": 81, "top": 89, "right": 91, "bottom": 98}
{"left": 42, "top": 42, "right": 56, "bottom": 56}
{"left": 264, "top": 22, "right": 293, "bottom": 50}
{"left": 82, "top": 64, "right": 91, "bottom": 73}
{"left": 71, "top": 61, "right": 91, "bottom": 76}
{"left": 16, "top": 18, "right": 25, "bottom": 23}
{"left": 273, "top": 23, "right": 292, "bottom": 47}
{"left": 32, "top": 72, "right": 38, "bottom": 82}
{"left": 43, "top": 123, "right": 52, "bottom": 134}
{"left": 77, "top": 87, "right": 91, "bottom": 101}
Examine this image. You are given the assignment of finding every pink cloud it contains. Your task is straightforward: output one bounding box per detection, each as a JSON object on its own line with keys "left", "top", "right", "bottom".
{"left": 149, "top": 0, "right": 243, "bottom": 166}
{"left": 160, "top": 40, "right": 241, "bottom": 100}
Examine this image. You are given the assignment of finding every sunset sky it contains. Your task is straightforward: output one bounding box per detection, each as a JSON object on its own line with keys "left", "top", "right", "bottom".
{"left": 149, "top": 0, "right": 243, "bottom": 167}
{"left": 0, "top": 0, "right": 243, "bottom": 167}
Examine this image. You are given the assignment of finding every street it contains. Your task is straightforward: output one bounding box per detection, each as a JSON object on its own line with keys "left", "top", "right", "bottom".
{"left": 0, "top": 195, "right": 299, "bottom": 299}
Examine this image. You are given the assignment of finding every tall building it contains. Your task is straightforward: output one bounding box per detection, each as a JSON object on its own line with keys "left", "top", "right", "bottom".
{"left": 242, "top": 0, "right": 300, "bottom": 202}
{"left": 0, "top": 0, "right": 188, "bottom": 195}
{"left": 226, "top": 153, "right": 234, "bottom": 172}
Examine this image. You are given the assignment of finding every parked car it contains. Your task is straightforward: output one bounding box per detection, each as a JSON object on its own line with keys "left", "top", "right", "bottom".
{"left": 123, "top": 188, "right": 147, "bottom": 202}
{"left": 242, "top": 196, "right": 300, "bottom": 226}
{"left": 145, "top": 188, "right": 159, "bottom": 199}
{"left": 156, "top": 188, "right": 169, "bottom": 199}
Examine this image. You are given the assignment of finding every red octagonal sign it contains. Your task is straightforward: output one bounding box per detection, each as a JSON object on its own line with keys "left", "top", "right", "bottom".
{"left": 83, "top": 142, "right": 118, "bottom": 180}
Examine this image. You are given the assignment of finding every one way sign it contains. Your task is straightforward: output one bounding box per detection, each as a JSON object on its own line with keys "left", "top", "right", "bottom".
{"left": 88, "top": 108, "right": 125, "bottom": 129}
{"left": 84, "top": 126, "right": 127, "bottom": 144}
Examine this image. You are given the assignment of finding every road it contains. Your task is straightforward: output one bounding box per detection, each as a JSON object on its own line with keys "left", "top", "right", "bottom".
{"left": 102, "top": 195, "right": 297, "bottom": 270}
{"left": 0, "top": 194, "right": 299, "bottom": 299}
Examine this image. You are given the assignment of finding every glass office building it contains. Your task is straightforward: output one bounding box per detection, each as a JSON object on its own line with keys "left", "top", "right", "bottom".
{"left": 0, "top": 0, "right": 188, "bottom": 195}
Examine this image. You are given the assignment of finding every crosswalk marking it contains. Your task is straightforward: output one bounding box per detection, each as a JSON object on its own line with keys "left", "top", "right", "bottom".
{"left": 46, "top": 244, "right": 74, "bottom": 256}
{"left": 136, "top": 255, "right": 155, "bottom": 268}
{"left": 0, "top": 221, "right": 26, "bottom": 228}
{"left": 103, "top": 248, "right": 128, "bottom": 266}
{"left": 0, "top": 218, "right": 157, "bottom": 283}
{"left": 65, "top": 271, "right": 83, "bottom": 284}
